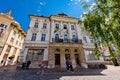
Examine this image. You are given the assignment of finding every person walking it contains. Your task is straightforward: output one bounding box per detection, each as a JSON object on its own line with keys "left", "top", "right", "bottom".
{"left": 26, "top": 60, "right": 31, "bottom": 70}
{"left": 66, "top": 59, "right": 70, "bottom": 71}
{"left": 37, "top": 61, "right": 45, "bottom": 74}
{"left": 69, "top": 60, "right": 74, "bottom": 72}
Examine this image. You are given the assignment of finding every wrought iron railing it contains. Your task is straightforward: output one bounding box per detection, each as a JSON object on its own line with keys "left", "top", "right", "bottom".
{"left": 51, "top": 38, "right": 82, "bottom": 44}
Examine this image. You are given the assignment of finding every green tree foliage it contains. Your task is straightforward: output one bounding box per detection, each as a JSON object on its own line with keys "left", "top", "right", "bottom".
{"left": 82, "top": 0, "right": 120, "bottom": 66}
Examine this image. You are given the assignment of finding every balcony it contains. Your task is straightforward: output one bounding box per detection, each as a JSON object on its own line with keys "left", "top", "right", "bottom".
{"left": 83, "top": 43, "right": 94, "bottom": 48}
{"left": 51, "top": 38, "right": 82, "bottom": 44}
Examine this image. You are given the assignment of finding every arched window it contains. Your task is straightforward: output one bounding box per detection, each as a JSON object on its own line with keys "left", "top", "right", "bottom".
{"left": 55, "top": 34, "right": 59, "bottom": 42}
{"left": 74, "top": 49, "right": 78, "bottom": 52}
{"left": 64, "top": 34, "right": 68, "bottom": 42}
{"left": 55, "top": 49, "right": 60, "bottom": 52}
{"left": 65, "top": 49, "right": 69, "bottom": 52}
{"left": 72, "top": 35, "right": 76, "bottom": 42}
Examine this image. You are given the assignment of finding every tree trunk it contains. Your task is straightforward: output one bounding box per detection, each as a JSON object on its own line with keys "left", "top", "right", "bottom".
{"left": 112, "top": 58, "right": 119, "bottom": 66}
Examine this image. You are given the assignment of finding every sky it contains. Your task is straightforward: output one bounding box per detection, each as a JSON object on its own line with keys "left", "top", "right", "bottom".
{"left": 0, "top": 0, "right": 94, "bottom": 32}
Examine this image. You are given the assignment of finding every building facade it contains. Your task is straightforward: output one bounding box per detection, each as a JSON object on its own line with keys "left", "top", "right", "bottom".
{"left": 23, "top": 13, "right": 104, "bottom": 68}
{"left": 0, "top": 10, "right": 26, "bottom": 66}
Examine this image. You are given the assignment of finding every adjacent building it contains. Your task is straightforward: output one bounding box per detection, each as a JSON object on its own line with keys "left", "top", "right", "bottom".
{"left": 23, "top": 13, "right": 104, "bottom": 68}
{"left": 0, "top": 10, "right": 26, "bottom": 66}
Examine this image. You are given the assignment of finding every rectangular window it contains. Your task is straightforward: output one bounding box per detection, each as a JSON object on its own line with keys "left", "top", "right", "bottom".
{"left": 31, "top": 33, "right": 37, "bottom": 41}
{"left": 34, "top": 22, "right": 38, "bottom": 28}
{"left": 87, "top": 51, "right": 99, "bottom": 60}
{"left": 16, "top": 41, "right": 18, "bottom": 45}
{"left": 83, "top": 37, "right": 87, "bottom": 43}
{"left": 6, "top": 46, "right": 11, "bottom": 52}
{"left": 90, "top": 38, "right": 93, "bottom": 43}
{"left": 43, "top": 23, "right": 47, "bottom": 29}
{"left": 41, "top": 34, "right": 46, "bottom": 41}
{"left": 13, "top": 31, "right": 16, "bottom": 35}
{"left": 55, "top": 24, "right": 59, "bottom": 29}
{"left": 71, "top": 25, "right": 75, "bottom": 30}
{"left": 10, "top": 37, "right": 14, "bottom": 43}
{"left": 13, "top": 48, "right": 17, "bottom": 55}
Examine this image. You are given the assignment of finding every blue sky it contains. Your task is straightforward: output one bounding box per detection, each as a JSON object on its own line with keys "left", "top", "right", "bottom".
{"left": 0, "top": 0, "right": 94, "bottom": 32}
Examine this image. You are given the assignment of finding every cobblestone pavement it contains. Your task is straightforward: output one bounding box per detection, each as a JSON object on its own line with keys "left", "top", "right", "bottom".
{"left": 0, "top": 65, "right": 120, "bottom": 80}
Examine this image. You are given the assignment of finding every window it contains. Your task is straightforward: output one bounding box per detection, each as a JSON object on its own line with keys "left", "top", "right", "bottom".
{"left": 19, "top": 43, "right": 21, "bottom": 46}
{"left": 34, "top": 22, "right": 38, "bottom": 28}
{"left": 41, "top": 34, "right": 46, "bottom": 41}
{"left": 90, "top": 38, "right": 93, "bottom": 43}
{"left": 72, "top": 35, "right": 76, "bottom": 42}
{"left": 31, "top": 33, "right": 37, "bottom": 41}
{"left": 55, "top": 34, "right": 59, "bottom": 42}
{"left": 6, "top": 46, "right": 11, "bottom": 52}
{"left": 18, "top": 35, "right": 20, "bottom": 39}
{"left": 13, "top": 31, "right": 16, "bottom": 35}
{"left": 27, "top": 49, "right": 44, "bottom": 61}
{"left": 64, "top": 34, "right": 68, "bottom": 42}
{"left": 87, "top": 51, "right": 99, "bottom": 60}
{"left": 71, "top": 25, "right": 75, "bottom": 30}
{"left": 43, "top": 23, "right": 47, "bottom": 29}
{"left": 10, "top": 37, "right": 14, "bottom": 43}
{"left": 83, "top": 37, "right": 87, "bottom": 43}
{"left": 13, "top": 48, "right": 17, "bottom": 55}
{"left": 16, "top": 41, "right": 18, "bottom": 45}
{"left": 63, "top": 24, "right": 67, "bottom": 29}
{"left": 55, "top": 24, "right": 59, "bottom": 29}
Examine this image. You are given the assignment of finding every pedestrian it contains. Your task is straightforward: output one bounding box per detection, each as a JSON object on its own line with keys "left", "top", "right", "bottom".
{"left": 26, "top": 60, "right": 31, "bottom": 70}
{"left": 21, "top": 61, "right": 27, "bottom": 70}
{"left": 0, "top": 60, "right": 3, "bottom": 66}
{"left": 66, "top": 59, "right": 70, "bottom": 71}
{"left": 69, "top": 60, "right": 74, "bottom": 72}
{"left": 37, "top": 61, "right": 45, "bottom": 74}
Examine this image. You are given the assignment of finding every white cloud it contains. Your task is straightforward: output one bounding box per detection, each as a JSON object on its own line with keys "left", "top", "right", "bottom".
{"left": 39, "top": 1, "right": 46, "bottom": 6}
{"left": 69, "top": 0, "right": 81, "bottom": 5}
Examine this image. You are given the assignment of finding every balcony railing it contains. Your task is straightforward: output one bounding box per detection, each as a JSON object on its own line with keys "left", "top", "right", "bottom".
{"left": 51, "top": 38, "right": 82, "bottom": 44}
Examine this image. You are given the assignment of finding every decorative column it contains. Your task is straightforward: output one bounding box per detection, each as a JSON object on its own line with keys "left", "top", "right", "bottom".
{"left": 48, "top": 46, "right": 55, "bottom": 68}
{"left": 70, "top": 48, "right": 76, "bottom": 68}
{"left": 0, "top": 44, "right": 8, "bottom": 63}
{"left": 50, "top": 20, "right": 55, "bottom": 42}
{"left": 13, "top": 48, "right": 20, "bottom": 64}
{"left": 43, "top": 47, "right": 48, "bottom": 61}
{"left": 23, "top": 47, "right": 28, "bottom": 62}
{"left": 6, "top": 46, "right": 14, "bottom": 65}
{"left": 79, "top": 47, "right": 88, "bottom": 68}
{"left": 68, "top": 22, "right": 72, "bottom": 39}
{"left": 60, "top": 48, "right": 66, "bottom": 68}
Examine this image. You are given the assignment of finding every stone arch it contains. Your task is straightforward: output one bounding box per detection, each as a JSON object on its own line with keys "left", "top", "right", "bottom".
{"left": 74, "top": 49, "right": 78, "bottom": 52}
{"left": 54, "top": 48, "right": 60, "bottom": 53}
{"left": 65, "top": 49, "right": 69, "bottom": 52}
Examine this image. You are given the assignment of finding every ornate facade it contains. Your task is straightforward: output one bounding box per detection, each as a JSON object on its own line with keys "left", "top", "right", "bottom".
{"left": 23, "top": 13, "right": 104, "bottom": 68}
{"left": 0, "top": 10, "right": 26, "bottom": 66}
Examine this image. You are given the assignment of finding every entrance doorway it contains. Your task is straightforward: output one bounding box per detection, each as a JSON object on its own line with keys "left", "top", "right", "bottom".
{"left": 65, "top": 54, "right": 70, "bottom": 60}
{"left": 55, "top": 54, "right": 60, "bottom": 65}
{"left": 75, "top": 54, "right": 80, "bottom": 65}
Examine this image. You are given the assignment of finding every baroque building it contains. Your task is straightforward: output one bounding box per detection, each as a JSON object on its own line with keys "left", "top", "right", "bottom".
{"left": 0, "top": 10, "right": 26, "bottom": 66}
{"left": 23, "top": 13, "right": 104, "bottom": 68}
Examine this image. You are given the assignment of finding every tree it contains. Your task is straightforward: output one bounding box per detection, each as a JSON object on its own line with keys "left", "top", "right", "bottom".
{"left": 81, "top": 0, "right": 120, "bottom": 66}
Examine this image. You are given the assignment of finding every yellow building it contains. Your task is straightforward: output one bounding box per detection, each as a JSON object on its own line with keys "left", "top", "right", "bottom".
{"left": 0, "top": 10, "right": 26, "bottom": 66}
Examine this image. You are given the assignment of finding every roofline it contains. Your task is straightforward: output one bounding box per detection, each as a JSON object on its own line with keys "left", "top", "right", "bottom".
{"left": 29, "top": 14, "right": 49, "bottom": 19}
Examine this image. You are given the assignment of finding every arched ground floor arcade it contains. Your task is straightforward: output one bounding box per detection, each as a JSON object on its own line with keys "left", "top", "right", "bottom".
{"left": 48, "top": 43, "right": 87, "bottom": 68}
